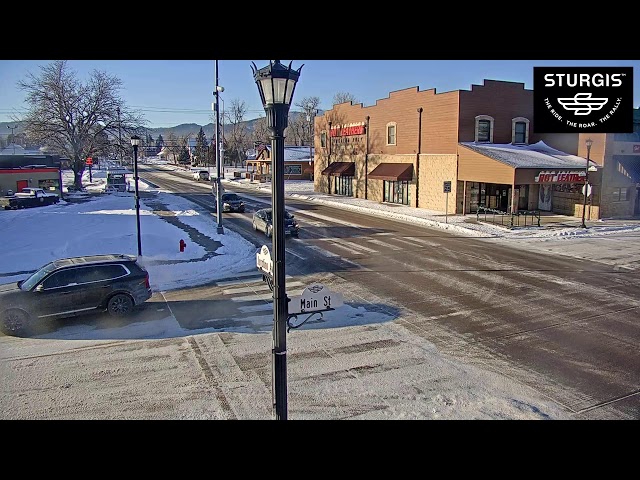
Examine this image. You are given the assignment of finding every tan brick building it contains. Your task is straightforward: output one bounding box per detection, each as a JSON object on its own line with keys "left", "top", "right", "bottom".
{"left": 313, "top": 80, "right": 640, "bottom": 220}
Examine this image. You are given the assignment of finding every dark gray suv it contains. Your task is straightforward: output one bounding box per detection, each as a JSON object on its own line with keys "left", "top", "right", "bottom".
{"left": 0, "top": 254, "right": 153, "bottom": 336}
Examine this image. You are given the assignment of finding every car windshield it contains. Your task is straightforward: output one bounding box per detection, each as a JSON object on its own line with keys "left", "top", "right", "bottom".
{"left": 264, "top": 210, "right": 293, "bottom": 221}
{"left": 223, "top": 194, "right": 240, "bottom": 201}
{"left": 20, "top": 262, "right": 57, "bottom": 290}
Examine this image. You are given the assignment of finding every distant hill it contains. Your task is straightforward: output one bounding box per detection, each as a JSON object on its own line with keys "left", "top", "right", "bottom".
{"left": 1, "top": 110, "right": 323, "bottom": 147}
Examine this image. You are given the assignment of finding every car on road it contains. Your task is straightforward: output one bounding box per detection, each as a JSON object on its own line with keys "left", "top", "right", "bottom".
{"left": 252, "top": 208, "right": 299, "bottom": 238}
{"left": 193, "top": 170, "right": 210, "bottom": 181}
{"left": 0, "top": 254, "right": 153, "bottom": 336}
{"left": 219, "top": 193, "right": 246, "bottom": 213}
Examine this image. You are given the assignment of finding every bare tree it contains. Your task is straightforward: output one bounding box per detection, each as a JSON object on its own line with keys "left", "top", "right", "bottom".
{"left": 295, "top": 96, "right": 321, "bottom": 146}
{"left": 333, "top": 91, "right": 358, "bottom": 106}
{"left": 17, "top": 60, "right": 146, "bottom": 189}
{"left": 251, "top": 116, "right": 270, "bottom": 147}
{"left": 286, "top": 114, "right": 306, "bottom": 146}
{"left": 224, "top": 98, "right": 250, "bottom": 167}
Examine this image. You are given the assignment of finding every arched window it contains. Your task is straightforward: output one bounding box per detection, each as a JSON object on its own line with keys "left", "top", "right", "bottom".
{"left": 475, "top": 115, "right": 494, "bottom": 143}
{"left": 512, "top": 117, "right": 530, "bottom": 144}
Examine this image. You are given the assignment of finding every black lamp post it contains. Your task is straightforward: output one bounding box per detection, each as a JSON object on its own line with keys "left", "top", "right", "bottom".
{"left": 580, "top": 138, "right": 594, "bottom": 229}
{"left": 252, "top": 60, "right": 303, "bottom": 420}
{"left": 131, "top": 135, "right": 142, "bottom": 256}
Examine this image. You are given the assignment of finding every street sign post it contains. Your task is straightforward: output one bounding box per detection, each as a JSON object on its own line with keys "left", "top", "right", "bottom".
{"left": 443, "top": 181, "right": 452, "bottom": 223}
{"left": 288, "top": 283, "right": 343, "bottom": 315}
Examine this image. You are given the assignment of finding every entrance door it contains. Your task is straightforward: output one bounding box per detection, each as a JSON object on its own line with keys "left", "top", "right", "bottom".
{"left": 16, "top": 179, "right": 28, "bottom": 193}
{"left": 635, "top": 186, "right": 640, "bottom": 215}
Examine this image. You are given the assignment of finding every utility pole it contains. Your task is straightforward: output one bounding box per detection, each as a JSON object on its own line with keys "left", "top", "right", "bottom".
{"left": 214, "top": 61, "right": 224, "bottom": 234}
{"left": 117, "top": 107, "right": 123, "bottom": 167}
{"left": 7, "top": 125, "right": 17, "bottom": 154}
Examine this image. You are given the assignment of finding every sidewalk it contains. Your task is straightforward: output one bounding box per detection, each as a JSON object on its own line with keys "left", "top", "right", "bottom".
{"left": 217, "top": 174, "right": 640, "bottom": 239}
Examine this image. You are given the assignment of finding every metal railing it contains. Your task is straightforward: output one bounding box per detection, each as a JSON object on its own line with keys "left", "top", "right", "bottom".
{"left": 476, "top": 206, "right": 541, "bottom": 229}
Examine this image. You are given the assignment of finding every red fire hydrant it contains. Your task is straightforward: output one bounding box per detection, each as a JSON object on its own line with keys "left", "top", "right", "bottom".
{"left": 179, "top": 239, "right": 186, "bottom": 252}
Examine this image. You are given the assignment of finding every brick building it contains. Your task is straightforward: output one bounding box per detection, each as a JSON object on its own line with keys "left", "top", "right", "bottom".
{"left": 313, "top": 79, "right": 640, "bottom": 220}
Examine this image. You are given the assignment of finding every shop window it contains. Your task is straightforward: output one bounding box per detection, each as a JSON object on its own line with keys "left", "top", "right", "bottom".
{"left": 321, "top": 132, "right": 327, "bottom": 148}
{"left": 612, "top": 187, "right": 629, "bottom": 201}
{"left": 334, "top": 176, "right": 353, "bottom": 196}
{"left": 475, "top": 115, "right": 494, "bottom": 143}
{"left": 383, "top": 180, "right": 409, "bottom": 205}
{"left": 387, "top": 123, "right": 397, "bottom": 146}
{"left": 512, "top": 117, "right": 530, "bottom": 144}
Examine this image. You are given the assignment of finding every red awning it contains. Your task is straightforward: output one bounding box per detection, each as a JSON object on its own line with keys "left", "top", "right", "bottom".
{"left": 368, "top": 163, "right": 414, "bottom": 181}
{"left": 321, "top": 162, "right": 355, "bottom": 177}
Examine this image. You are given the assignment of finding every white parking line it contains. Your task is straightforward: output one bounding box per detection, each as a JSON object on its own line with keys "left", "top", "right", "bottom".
{"left": 337, "top": 239, "right": 378, "bottom": 254}
{"left": 285, "top": 248, "right": 306, "bottom": 260}
{"left": 326, "top": 241, "right": 363, "bottom": 255}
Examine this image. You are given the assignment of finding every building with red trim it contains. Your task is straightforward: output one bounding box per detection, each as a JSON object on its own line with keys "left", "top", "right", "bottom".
{"left": 313, "top": 80, "right": 640, "bottom": 219}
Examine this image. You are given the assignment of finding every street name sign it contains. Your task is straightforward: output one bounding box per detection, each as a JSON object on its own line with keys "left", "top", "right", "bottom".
{"left": 256, "top": 245, "right": 273, "bottom": 276}
{"left": 288, "top": 283, "right": 344, "bottom": 315}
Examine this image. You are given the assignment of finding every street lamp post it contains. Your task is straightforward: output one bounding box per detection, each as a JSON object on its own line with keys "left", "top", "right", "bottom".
{"left": 214, "top": 60, "right": 224, "bottom": 234}
{"left": 252, "top": 60, "right": 303, "bottom": 420}
{"left": 131, "top": 135, "right": 142, "bottom": 256}
{"left": 580, "top": 138, "right": 594, "bottom": 229}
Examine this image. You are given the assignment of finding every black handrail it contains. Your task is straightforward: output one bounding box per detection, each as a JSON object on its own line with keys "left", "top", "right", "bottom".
{"left": 476, "top": 206, "right": 541, "bottom": 228}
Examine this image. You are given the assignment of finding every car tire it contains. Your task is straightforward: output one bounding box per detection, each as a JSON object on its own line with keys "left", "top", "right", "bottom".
{"left": 253, "top": 222, "right": 257, "bottom": 231}
{"left": 1, "top": 308, "right": 32, "bottom": 337}
{"left": 107, "top": 294, "right": 134, "bottom": 317}
{"left": 266, "top": 226, "right": 272, "bottom": 238}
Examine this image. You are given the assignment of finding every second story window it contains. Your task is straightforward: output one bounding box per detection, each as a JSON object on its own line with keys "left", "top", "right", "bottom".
{"left": 475, "top": 115, "right": 494, "bottom": 143}
{"left": 512, "top": 117, "right": 530, "bottom": 144}
{"left": 321, "top": 132, "right": 327, "bottom": 148}
{"left": 387, "top": 123, "right": 396, "bottom": 145}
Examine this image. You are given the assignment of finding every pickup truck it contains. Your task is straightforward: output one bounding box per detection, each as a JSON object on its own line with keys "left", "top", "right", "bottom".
{"left": 1, "top": 188, "right": 60, "bottom": 210}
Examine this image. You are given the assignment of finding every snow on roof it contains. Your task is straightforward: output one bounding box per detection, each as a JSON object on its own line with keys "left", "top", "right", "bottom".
{"left": 257, "top": 145, "right": 314, "bottom": 162}
{"left": 459, "top": 141, "right": 594, "bottom": 169}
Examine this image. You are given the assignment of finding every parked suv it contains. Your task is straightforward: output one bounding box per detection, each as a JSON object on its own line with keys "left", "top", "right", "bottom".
{"left": 193, "top": 170, "right": 210, "bottom": 181}
{"left": 0, "top": 254, "right": 153, "bottom": 336}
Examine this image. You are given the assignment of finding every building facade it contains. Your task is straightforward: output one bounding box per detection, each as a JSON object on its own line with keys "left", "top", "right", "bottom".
{"left": 313, "top": 80, "right": 640, "bottom": 220}
{"left": 0, "top": 154, "right": 64, "bottom": 198}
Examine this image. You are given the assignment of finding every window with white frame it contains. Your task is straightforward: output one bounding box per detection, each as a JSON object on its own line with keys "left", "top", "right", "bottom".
{"left": 387, "top": 123, "right": 397, "bottom": 145}
{"left": 475, "top": 115, "right": 494, "bottom": 143}
{"left": 512, "top": 117, "right": 530, "bottom": 144}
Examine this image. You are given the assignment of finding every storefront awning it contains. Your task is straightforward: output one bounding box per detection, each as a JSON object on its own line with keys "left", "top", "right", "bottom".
{"left": 368, "top": 163, "right": 414, "bottom": 181}
{"left": 321, "top": 162, "right": 355, "bottom": 177}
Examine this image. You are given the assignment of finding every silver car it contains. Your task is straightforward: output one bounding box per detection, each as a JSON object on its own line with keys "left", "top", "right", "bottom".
{"left": 252, "top": 208, "right": 299, "bottom": 238}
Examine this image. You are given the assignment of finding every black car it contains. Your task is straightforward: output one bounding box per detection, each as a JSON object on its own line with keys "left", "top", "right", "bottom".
{"left": 0, "top": 254, "right": 153, "bottom": 336}
{"left": 252, "top": 208, "right": 299, "bottom": 238}
{"left": 219, "top": 193, "right": 245, "bottom": 213}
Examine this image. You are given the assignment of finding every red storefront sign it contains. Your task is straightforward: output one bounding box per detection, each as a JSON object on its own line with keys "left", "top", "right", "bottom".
{"left": 534, "top": 171, "right": 586, "bottom": 183}
{"left": 330, "top": 123, "right": 366, "bottom": 137}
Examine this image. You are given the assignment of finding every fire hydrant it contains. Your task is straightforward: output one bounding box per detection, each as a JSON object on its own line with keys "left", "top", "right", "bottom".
{"left": 179, "top": 239, "right": 186, "bottom": 252}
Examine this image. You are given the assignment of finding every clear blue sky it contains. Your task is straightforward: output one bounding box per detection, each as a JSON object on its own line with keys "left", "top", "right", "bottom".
{"left": 1, "top": 60, "right": 638, "bottom": 128}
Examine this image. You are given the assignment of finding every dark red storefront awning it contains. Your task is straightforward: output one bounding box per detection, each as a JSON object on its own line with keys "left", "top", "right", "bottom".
{"left": 368, "top": 163, "right": 414, "bottom": 181}
{"left": 321, "top": 162, "right": 355, "bottom": 177}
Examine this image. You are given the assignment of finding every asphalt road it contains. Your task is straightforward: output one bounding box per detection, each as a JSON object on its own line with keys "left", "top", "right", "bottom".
{"left": 137, "top": 165, "right": 640, "bottom": 419}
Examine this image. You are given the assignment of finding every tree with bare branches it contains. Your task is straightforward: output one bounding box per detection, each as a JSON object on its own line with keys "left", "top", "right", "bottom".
{"left": 224, "top": 98, "right": 250, "bottom": 167}
{"left": 332, "top": 91, "right": 358, "bottom": 106}
{"left": 17, "top": 60, "right": 146, "bottom": 190}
